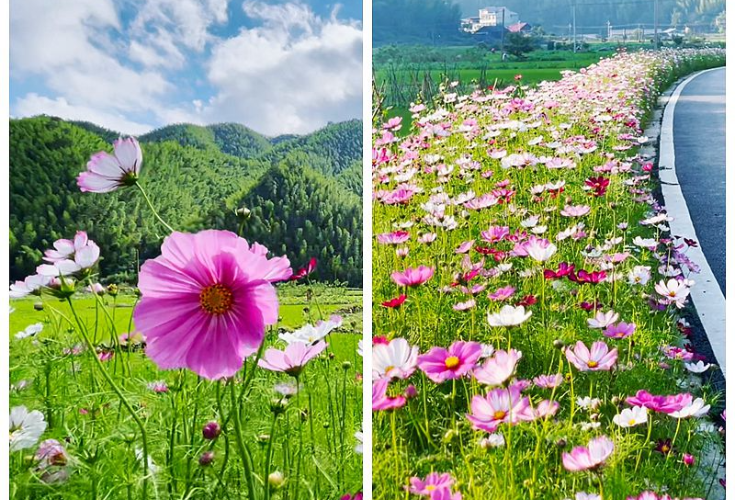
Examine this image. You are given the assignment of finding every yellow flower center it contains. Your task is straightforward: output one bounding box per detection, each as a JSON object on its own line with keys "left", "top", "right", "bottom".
{"left": 200, "top": 284, "right": 234, "bottom": 315}
{"left": 493, "top": 410, "right": 507, "bottom": 420}
{"left": 628, "top": 418, "right": 637, "bottom": 426}
{"left": 426, "top": 486, "right": 436, "bottom": 492}
{"left": 445, "top": 356, "right": 461, "bottom": 369}
{"left": 384, "top": 365, "right": 395, "bottom": 375}
{"left": 587, "top": 360, "right": 599, "bottom": 368}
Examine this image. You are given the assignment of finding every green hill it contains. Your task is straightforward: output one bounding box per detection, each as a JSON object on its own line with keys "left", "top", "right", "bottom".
{"left": 9, "top": 116, "right": 363, "bottom": 286}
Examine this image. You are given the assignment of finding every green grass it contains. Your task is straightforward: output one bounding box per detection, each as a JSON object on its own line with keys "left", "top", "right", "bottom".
{"left": 10, "top": 287, "right": 363, "bottom": 499}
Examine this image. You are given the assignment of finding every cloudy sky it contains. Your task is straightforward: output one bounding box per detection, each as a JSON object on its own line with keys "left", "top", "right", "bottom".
{"left": 10, "top": 0, "right": 362, "bottom": 136}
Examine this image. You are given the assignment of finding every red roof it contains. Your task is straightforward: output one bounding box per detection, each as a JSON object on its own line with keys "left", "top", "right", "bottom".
{"left": 507, "top": 22, "right": 528, "bottom": 33}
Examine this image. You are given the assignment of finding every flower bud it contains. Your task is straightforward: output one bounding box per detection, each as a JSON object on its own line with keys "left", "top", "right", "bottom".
{"left": 202, "top": 421, "right": 221, "bottom": 440}
{"left": 552, "top": 339, "right": 565, "bottom": 350}
{"left": 257, "top": 434, "right": 271, "bottom": 444}
{"left": 33, "top": 302, "right": 44, "bottom": 311}
{"left": 342, "top": 361, "right": 352, "bottom": 370}
{"left": 268, "top": 471, "right": 285, "bottom": 489}
{"left": 682, "top": 453, "right": 695, "bottom": 466}
{"left": 235, "top": 206, "right": 251, "bottom": 220}
{"left": 199, "top": 451, "right": 215, "bottom": 466}
{"left": 106, "top": 284, "right": 119, "bottom": 297}
{"left": 404, "top": 385, "right": 418, "bottom": 399}
{"left": 270, "top": 398, "right": 287, "bottom": 415}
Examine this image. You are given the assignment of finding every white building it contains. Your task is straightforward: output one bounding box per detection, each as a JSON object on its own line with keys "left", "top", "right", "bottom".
{"left": 461, "top": 6, "right": 519, "bottom": 33}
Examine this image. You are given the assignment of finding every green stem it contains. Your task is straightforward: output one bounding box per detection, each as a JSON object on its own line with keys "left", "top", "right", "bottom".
{"left": 136, "top": 182, "right": 175, "bottom": 233}
{"left": 66, "top": 298, "right": 149, "bottom": 500}
{"left": 228, "top": 379, "right": 258, "bottom": 500}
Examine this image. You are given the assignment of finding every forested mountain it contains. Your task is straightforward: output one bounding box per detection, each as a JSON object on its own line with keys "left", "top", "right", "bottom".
{"left": 375, "top": 0, "right": 725, "bottom": 45}
{"left": 10, "top": 116, "right": 363, "bottom": 286}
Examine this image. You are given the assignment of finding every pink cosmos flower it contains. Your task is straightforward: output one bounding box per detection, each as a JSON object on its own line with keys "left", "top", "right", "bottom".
{"left": 474, "top": 349, "right": 522, "bottom": 386}
{"left": 455, "top": 240, "right": 475, "bottom": 253}
{"left": 488, "top": 285, "right": 515, "bottom": 301}
{"left": 417, "top": 341, "right": 482, "bottom": 383}
{"left": 565, "top": 341, "right": 618, "bottom": 372}
{"left": 480, "top": 225, "right": 510, "bottom": 243}
{"left": 377, "top": 231, "right": 410, "bottom": 245}
{"left": 408, "top": 472, "right": 454, "bottom": 495}
{"left": 562, "top": 436, "right": 614, "bottom": 471}
{"left": 534, "top": 399, "right": 559, "bottom": 419}
{"left": 9, "top": 274, "right": 51, "bottom": 298}
{"left": 37, "top": 233, "right": 100, "bottom": 277}
{"left": 560, "top": 205, "right": 591, "bottom": 217}
{"left": 78, "top": 137, "right": 142, "bottom": 193}
{"left": 391, "top": 266, "right": 434, "bottom": 287}
{"left": 258, "top": 341, "right": 327, "bottom": 377}
{"left": 625, "top": 390, "right": 692, "bottom": 414}
{"left": 133, "top": 230, "right": 291, "bottom": 380}
{"left": 602, "top": 322, "right": 636, "bottom": 339}
{"left": 533, "top": 374, "right": 563, "bottom": 388}
{"left": 429, "top": 489, "right": 462, "bottom": 500}
{"left": 466, "top": 385, "right": 534, "bottom": 432}
{"left": 372, "top": 379, "right": 406, "bottom": 411}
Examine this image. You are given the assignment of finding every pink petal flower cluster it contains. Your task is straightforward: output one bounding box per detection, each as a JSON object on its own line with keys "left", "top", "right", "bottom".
{"left": 565, "top": 341, "right": 617, "bottom": 372}
{"left": 625, "top": 390, "right": 693, "bottom": 414}
{"left": 466, "top": 384, "right": 534, "bottom": 433}
{"left": 391, "top": 266, "right": 434, "bottom": 287}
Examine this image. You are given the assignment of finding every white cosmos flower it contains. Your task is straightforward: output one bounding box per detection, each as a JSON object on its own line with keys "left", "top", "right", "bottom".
{"left": 357, "top": 340, "right": 363, "bottom": 357}
{"left": 684, "top": 360, "right": 711, "bottom": 373}
{"left": 576, "top": 397, "right": 601, "bottom": 410}
{"left": 566, "top": 493, "right": 601, "bottom": 500}
{"left": 587, "top": 310, "right": 619, "bottom": 329}
{"left": 525, "top": 239, "right": 557, "bottom": 262}
{"left": 654, "top": 279, "right": 690, "bottom": 306}
{"left": 487, "top": 305, "right": 532, "bottom": 327}
{"left": 135, "top": 448, "right": 159, "bottom": 474}
{"left": 279, "top": 315, "right": 343, "bottom": 345}
{"left": 632, "top": 236, "right": 657, "bottom": 248}
{"left": 9, "top": 274, "right": 52, "bottom": 298}
{"left": 669, "top": 398, "right": 710, "bottom": 419}
{"left": 354, "top": 430, "right": 363, "bottom": 454}
{"left": 372, "top": 338, "right": 419, "bottom": 380}
{"left": 628, "top": 265, "right": 651, "bottom": 285}
{"left": 612, "top": 406, "right": 648, "bottom": 428}
{"left": 9, "top": 406, "right": 47, "bottom": 451}
{"left": 15, "top": 322, "right": 44, "bottom": 340}
{"left": 479, "top": 433, "right": 505, "bottom": 448}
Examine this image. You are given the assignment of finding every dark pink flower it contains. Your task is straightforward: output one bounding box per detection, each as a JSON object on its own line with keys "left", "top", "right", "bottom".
{"left": 408, "top": 472, "right": 454, "bottom": 496}
{"left": 625, "top": 390, "right": 692, "bottom": 414}
{"left": 134, "top": 230, "right": 291, "bottom": 380}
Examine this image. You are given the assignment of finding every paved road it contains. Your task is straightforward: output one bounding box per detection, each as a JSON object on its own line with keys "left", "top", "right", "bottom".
{"left": 673, "top": 67, "right": 726, "bottom": 296}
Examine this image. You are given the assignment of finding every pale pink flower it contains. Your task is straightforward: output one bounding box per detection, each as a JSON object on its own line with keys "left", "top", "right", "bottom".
{"left": 560, "top": 205, "right": 591, "bottom": 217}
{"left": 565, "top": 341, "right": 618, "bottom": 372}
{"left": 78, "top": 137, "right": 142, "bottom": 193}
{"left": 258, "top": 341, "right": 327, "bottom": 377}
{"left": 562, "top": 436, "right": 614, "bottom": 471}
{"left": 474, "top": 349, "right": 522, "bottom": 386}
{"left": 372, "top": 379, "right": 406, "bottom": 411}
{"left": 372, "top": 338, "right": 418, "bottom": 380}
{"left": 466, "top": 385, "right": 535, "bottom": 432}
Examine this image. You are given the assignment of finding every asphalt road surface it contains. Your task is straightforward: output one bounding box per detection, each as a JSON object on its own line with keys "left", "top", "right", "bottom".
{"left": 673, "top": 67, "right": 726, "bottom": 296}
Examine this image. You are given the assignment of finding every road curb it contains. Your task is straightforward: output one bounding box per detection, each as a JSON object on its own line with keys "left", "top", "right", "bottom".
{"left": 651, "top": 68, "right": 726, "bottom": 378}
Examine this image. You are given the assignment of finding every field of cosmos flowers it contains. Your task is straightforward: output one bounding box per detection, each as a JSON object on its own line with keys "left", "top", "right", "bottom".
{"left": 8, "top": 139, "right": 363, "bottom": 499}
{"left": 371, "top": 48, "right": 726, "bottom": 500}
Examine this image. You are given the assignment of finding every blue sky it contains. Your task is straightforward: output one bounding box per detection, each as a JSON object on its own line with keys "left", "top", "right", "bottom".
{"left": 10, "top": 0, "right": 362, "bottom": 136}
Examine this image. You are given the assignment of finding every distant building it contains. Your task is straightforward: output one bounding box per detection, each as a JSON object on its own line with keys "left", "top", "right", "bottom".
{"left": 506, "top": 22, "right": 531, "bottom": 33}
{"left": 461, "top": 6, "right": 520, "bottom": 34}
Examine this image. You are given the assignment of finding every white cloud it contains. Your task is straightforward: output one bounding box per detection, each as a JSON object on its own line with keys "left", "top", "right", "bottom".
{"left": 201, "top": 1, "right": 362, "bottom": 135}
{"left": 14, "top": 94, "right": 155, "bottom": 135}
{"left": 10, "top": 0, "right": 363, "bottom": 136}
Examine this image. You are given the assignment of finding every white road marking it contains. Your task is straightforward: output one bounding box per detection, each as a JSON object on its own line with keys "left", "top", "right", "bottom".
{"left": 658, "top": 68, "right": 726, "bottom": 378}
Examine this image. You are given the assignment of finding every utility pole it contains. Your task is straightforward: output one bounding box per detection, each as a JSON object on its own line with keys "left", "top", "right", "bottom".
{"left": 654, "top": 0, "right": 660, "bottom": 49}
{"left": 500, "top": 7, "right": 505, "bottom": 53}
{"left": 572, "top": 0, "right": 577, "bottom": 53}
{"left": 607, "top": 20, "right": 611, "bottom": 40}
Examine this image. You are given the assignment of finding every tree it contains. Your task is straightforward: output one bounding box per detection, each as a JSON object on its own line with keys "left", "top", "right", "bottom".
{"left": 504, "top": 32, "right": 535, "bottom": 60}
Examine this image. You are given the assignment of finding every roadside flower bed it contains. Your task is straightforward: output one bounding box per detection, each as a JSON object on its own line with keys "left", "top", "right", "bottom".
{"left": 372, "top": 48, "right": 726, "bottom": 500}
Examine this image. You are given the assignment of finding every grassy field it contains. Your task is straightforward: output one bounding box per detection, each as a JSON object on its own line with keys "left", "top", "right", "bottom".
{"left": 10, "top": 286, "right": 363, "bottom": 499}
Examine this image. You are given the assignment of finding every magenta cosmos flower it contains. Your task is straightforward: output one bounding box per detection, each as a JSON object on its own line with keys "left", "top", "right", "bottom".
{"left": 391, "top": 266, "right": 434, "bottom": 287}
{"left": 466, "top": 385, "right": 534, "bottom": 432}
{"left": 258, "top": 341, "right": 326, "bottom": 377}
{"left": 565, "top": 341, "right": 617, "bottom": 372}
{"left": 625, "top": 390, "right": 692, "bottom": 414}
{"left": 408, "top": 472, "right": 455, "bottom": 495}
{"left": 372, "top": 379, "right": 406, "bottom": 411}
{"left": 133, "top": 230, "right": 291, "bottom": 380}
{"left": 78, "top": 137, "right": 142, "bottom": 193}
{"left": 417, "top": 341, "right": 482, "bottom": 383}
{"left": 562, "top": 436, "right": 614, "bottom": 472}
